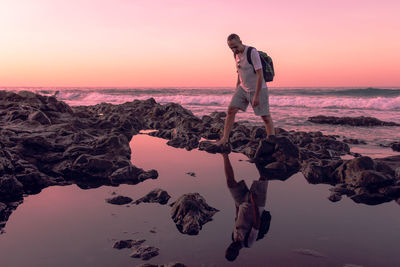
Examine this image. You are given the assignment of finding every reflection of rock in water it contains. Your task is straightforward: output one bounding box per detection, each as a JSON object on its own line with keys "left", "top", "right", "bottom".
{"left": 135, "top": 189, "right": 171, "bottom": 205}
{"left": 112, "top": 239, "right": 159, "bottom": 261}
{"left": 170, "top": 193, "right": 219, "bottom": 235}
{"left": 130, "top": 245, "right": 159, "bottom": 260}
{"left": 106, "top": 195, "right": 133, "bottom": 205}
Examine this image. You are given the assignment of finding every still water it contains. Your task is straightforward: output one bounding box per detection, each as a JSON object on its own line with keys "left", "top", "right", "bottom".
{"left": 0, "top": 134, "right": 399, "bottom": 267}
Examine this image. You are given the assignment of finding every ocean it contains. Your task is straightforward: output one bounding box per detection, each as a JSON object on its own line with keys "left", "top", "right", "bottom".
{"left": 2, "top": 86, "right": 400, "bottom": 158}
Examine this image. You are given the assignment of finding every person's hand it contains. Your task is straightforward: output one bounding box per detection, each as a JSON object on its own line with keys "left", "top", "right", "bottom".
{"left": 252, "top": 95, "right": 260, "bottom": 107}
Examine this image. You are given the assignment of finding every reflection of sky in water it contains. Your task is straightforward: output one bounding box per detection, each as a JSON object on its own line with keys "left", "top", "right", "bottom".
{"left": 0, "top": 135, "right": 399, "bottom": 266}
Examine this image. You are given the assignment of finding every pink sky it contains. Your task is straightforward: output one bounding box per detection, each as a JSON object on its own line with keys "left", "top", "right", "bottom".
{"left": 1, "top": 0, "right": 399, "bottom": 87}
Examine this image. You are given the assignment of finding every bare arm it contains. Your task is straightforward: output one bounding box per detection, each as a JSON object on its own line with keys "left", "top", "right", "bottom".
{"left": 236, "top": 74, "right": 240, "bottom": 87}
{"left": 252, "top": 69, "right": 264, "bottom": 107}
{"left": 222, "top": 154, "right": 235, "bottom": 187}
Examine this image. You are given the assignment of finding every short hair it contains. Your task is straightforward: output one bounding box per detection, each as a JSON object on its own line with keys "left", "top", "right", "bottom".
{"left": 227, "top": 33, "right": 241, "bottom": 42}
{"left": 225, "top": 241, "right": 242, "bottom": 261}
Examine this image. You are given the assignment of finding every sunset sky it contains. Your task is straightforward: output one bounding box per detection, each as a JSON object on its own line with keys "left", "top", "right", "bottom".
{"left": 1, "top": 0, "right": 399, "bottom": 87}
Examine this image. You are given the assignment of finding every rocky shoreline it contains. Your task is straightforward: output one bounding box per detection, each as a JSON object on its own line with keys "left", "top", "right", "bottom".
{"left": 0, "top": 90, "right": 399, "bottom": 233}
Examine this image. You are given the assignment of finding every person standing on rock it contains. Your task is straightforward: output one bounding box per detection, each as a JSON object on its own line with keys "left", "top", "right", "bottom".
{"left": 215, "top": 33, "right": 275, "bottom": 146}
{"left": 221, "top": 153, "right": 271, "bottom": 261}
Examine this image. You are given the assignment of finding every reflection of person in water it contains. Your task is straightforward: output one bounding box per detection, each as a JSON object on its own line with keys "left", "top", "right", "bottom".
{"left": 221, "top": 153, "right": 272, "bottom": 262}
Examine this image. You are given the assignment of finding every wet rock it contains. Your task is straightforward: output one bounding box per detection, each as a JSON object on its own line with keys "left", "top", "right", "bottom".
{"left": 0, "top": 202, "right": 7, "bottom": 221}
{"left": 308, "top": 115, "right": 400, "bottom": 126}
{"left": 113, "top": 239, "right": 145, "bottom": 249}
{"left": 328, "top": 192, "right": 342, "bottom": 202}
{"left": 198, "top": 141, "right": 231, "bottom": 154}
{"left": 28, "top": 110, "right": 52, "bottom": 125}
{"left": 350, "top": 187, "right": 393, "bottom": 205}
{"left": 301, "top": 159, "right": 343, "bottom": 185}
{"left": 135, "top": 189, "right": 171, "bottom": 205}
{"left": 110, "top": 166, "right": 142, "bottom": 183}
{"left": 186, "top": 172, "right": 196, "bottom": 177}
{"left": 106, "top": 195, "right": 133, "bottom": 205}
{"left": 333, "top": 157, "right": 394, "bottom": 188}
{"left": 0, "top": 175, "right": 24, "bottom": 202}
{"left": 170, "top": 193, "right": 219, "bottom": 235}
{"left": 390, "top": 142, "right": 400, "bottom": 152}
{"left": 343, "top": 138, "right": 367, "bottom": 145}
{"left": 256, "top": 137, "right": 301, "bottom": 180}
{"left": 251, "top": 126, "right": 266, "bottom": 140}
{"left": 138, "top": 169, "right": 159, "bottom": 182}
{"left": 130, "top": 245, "right": 159, "bottom": 260}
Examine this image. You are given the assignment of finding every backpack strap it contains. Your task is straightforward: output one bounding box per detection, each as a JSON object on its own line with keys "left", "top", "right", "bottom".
{"left": 246, "top": 46, "right": 256, "bottom": 73}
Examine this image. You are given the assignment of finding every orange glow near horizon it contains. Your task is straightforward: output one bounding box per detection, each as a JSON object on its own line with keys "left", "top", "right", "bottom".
{"left": 1, "top": 0, "right": 400, "bottom": 88}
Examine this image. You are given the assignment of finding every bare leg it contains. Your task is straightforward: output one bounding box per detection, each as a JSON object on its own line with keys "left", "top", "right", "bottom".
{"left": 215, "top": 106, "right": 239, "bottom": 145}
{"left": 261, "top": 114, "right": 275, "bottom": 137}
{"left": 222, "top": 153, "right": 238, "bottom": 188}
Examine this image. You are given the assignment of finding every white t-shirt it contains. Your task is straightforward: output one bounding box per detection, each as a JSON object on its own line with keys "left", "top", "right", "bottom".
{"left": 235, "top": 46, "right": 266, "bottom": 92}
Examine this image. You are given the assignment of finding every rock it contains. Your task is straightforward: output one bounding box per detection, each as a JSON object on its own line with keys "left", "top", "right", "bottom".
{"left": 308, "top": 115, "right": 400, "bottom": 127}
{"left": 135, "top": 189, "right": 171, "bottom": 205}
{"left": 251, "top": 126, "right": 266, "bottom": 140}
{"left": 28, "top": 110, "right": 51, "bottom": 125}
{"left": 130, "top": 245, "right": 159, "bottom": 260}
{"left": 328, "top": 192, "right": 342, "bottom": 202}
{"left": 350, "top": 187, "right": 393, "bottom": 205}
{"left": 138, "top": 169, "right": 159, "bottom": 182}
{"left": 0, "top": 175, "right": 24, "bottom": 202}
{"left": 253, "top": 140, "right": 275, "bottom": 160}
{"left": 113, "top": 239, "right": 145, "bottom": 249}
{"left": 390, "top": 142, "right": 400, "bottom": 152}
{"left": 301, "top": 159, "right": 343, "bottom": 185}
{"left": 198, "top": 141, "right": 231, "bottom": 154}
{"left": 110, "top": 166, "right": 142, "bottom": 183}
{"left": 343, "top": 138, "right": 367, "bottom": 145}
{"left": 106, "top": 195, "right": 133, "bottom": 205}
{"left": 170, "top": 193, "right": 219, "bottom": 235}
{"left": 0, "top": 202, "right": 7, "bottom": 221}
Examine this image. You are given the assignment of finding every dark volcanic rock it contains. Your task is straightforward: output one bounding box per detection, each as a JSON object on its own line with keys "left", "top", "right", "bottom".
{"left": 113, "top": 239, "right": 146, "bottom": 249}
{"left": 308, "top": 115, "right": 400, "bottom": 127}
{"left": 255, "top": 137, "right": 301, "bottom": 180}
{"left": 135, "top": 189, "right": 171, "bottom": 205}
{"left": 0, "top": 91, "right": 168, "bottom": 232}
{"left": 170, "top": 193, "right": 219, "bottom": 235}
{"left": 0, "top": 202, "right": 8, "bottom": 221}
{"left": 301, "top": 159, "right": 343, "bottom": 185}
{"left": 130, "top": 245, "right": 159, "bottom": 260}
{"left": 328, "top": 192, "right": 342, "bottom": 202}
{"left": 0, "top": 175, "right": 24, "bottom": 202}
{"left": 198, "top": 141, "right": 231, "bottom": 154}
{"left": 106, "top": 195, "right": 133, "bottom": 205}
{"left": 343, "top": 138, "right": 367, "bottom": 145}
{"left": 390, "top": 142, "right": 400, "bottom": 152}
